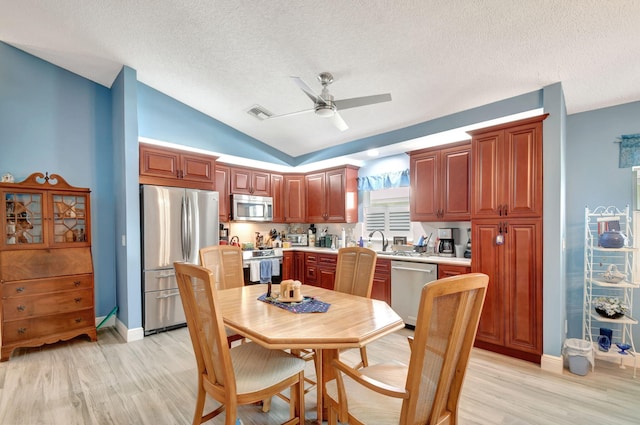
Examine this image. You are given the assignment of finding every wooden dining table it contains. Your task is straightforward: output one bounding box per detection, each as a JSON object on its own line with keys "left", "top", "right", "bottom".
{"left": 216, "top": 283, "right": 405, "bottom": 423}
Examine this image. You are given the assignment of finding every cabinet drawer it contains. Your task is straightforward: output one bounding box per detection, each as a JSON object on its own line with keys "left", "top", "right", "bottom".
{"left": 375, "top": 259, "right": 391, "bottom": 274}
{"left": 3, "top": 288, "right": 94, "bottom": 320}
{"left": 2, "top": 274, "right": 93, "bottom": 298}
{"left": 318, "top": 254, "right": 337, "bottom": 268}
{"left": 2, "top": 309, "right": 94, "bottom": 344}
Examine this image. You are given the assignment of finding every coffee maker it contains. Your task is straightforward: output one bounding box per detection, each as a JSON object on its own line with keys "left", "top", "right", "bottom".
{"left": 437, "top": 228, "right": 460, "bottom": 257}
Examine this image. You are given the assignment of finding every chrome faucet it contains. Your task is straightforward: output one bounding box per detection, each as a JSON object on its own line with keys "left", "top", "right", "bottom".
{"left": 368, "top": 230, "right": 388, "bottom": 252}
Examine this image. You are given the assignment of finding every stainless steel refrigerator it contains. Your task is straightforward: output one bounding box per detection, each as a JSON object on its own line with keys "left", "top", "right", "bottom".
{"left": 141, "top": 185, "right": 219, "bottom": 335}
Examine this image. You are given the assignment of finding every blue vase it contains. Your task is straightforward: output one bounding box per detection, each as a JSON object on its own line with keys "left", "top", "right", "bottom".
{"left": 599, "top": 231, "right": 626, "bottom": 248}
{"left": 598, "top": 335, "right": 611, "bottom": 352}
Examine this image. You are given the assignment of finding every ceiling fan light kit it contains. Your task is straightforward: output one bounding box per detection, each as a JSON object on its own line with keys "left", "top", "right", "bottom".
{"left": 266, "top": 71, "right": 391, "bottom": 131}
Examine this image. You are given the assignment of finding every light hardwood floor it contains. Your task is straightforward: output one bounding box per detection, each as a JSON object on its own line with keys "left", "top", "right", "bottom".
{"left": 0, "top": 326, "right": 638, "bottom": 424}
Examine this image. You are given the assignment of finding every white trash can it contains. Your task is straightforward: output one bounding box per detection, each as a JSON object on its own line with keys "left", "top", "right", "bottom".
{"left": 562, "top": 338, "right": 594, "bottom": 376}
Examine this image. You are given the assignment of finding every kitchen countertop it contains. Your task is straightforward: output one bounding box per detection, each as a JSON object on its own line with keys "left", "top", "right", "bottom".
{"left": 282, "top": 246, "right": 471, "bottom": 267}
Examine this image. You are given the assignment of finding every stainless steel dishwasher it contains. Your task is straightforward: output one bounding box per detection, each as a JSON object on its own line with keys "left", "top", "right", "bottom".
{"left": 391, "top": 260, "right": 437, "bottom": 327}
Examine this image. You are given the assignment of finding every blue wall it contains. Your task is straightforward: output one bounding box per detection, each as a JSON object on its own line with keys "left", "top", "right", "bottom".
{"left": 566, "top": 101, "right": 640, "bottom": 344}
{"left": 0, "top": 42, "right": 116, "bottom": 317}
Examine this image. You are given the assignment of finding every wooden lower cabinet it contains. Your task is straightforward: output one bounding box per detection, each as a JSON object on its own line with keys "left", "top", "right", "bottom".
{"left": 471, "top": 219, "right": 543, "bottom": 363}
{"left": 372, "top": 258, "right": 391, "bottom": 304}
{"left": 0, "top": 248, "right": 96, "bottom": 361}
{"left": 305, "top": 253, "right": 318, "bottom": 286}
{"left": 282, "top": 251, "right": 294, "bottom": 280}
{"left": 293, "top": 252, "right": 305, "bottom": 281}
{"left": 318, "top": 254, "right": 337, "bottom": 290}
{"left": 438, "top": 264, "right": 471, "bottom": 279}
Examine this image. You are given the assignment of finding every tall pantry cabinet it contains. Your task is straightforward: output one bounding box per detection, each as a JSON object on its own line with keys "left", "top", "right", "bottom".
{"left": 469, "top": 114, "right": 547, "bottom": 363}
{"left": 0, "top": 172, "right": 96, "bottom": 361}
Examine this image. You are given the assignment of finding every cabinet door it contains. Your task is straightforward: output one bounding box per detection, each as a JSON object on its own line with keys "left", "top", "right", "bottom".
{"left": 441, "top": 144, "right": 471, "bottom": 220}
{"left": 503, "top": 220, "right": 542, "bottom": 356}
{"left": 371, "top": 258, "right": 391, "bottom": 304}
{"left": 251, "top": 172, "right": 271, "bottom": 196}
{"left": 471, "top": 130, "right": 503, "bottom": 218}
{"left": 271, "top": 173, "right": 284, "bottom": 223}
{"left": 293, "top": 252, "right": 305, "bottom": 281}
{"left": 180, "top": 153, "right": 215, "bottom": 184}
{"left": 282, "top": 251, "right": 294, "bottom": 279}
{"left": 504, "top": 121, "right": 543, "bottom": 218}
{"left": 305, "top": 172, "right": 326, "bottom": 222}
{"left": 284, "top": 175, "right": 305, "bottom": 223}
{"left": 51, "top": 192, "right": 91, "bottom": 246}
{"left": 471, "top": 221, "right": 505, "bottom": 346}
{"left": 140, "top": 144, "right": 180, "bottom": 179}
{"left": 215, "top": 164, "right": 230, "bottom": 223}
{"left": 3, "top": 190, "right": 45, "bottom": 248}
{"left": 410, "top": 151, "right": 440, "bottom": 221}
{"left": 230, "top": 168, "right": 252, "bottom": 194}
{"left": 326, "top": 169, "right": 347, "bottom": 222}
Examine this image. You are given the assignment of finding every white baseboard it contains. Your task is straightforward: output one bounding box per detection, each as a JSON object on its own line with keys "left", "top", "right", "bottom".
{"left": 115, "top": 317, "right": 144, "bottom": 342}
{"left": 541, "top": 354, "right": 564, "bottom": 374}
{"left": 94, "top": 314, "right": 116, "bottom": 329}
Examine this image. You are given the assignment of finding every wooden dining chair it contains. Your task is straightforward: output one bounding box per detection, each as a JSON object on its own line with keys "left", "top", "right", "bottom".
{"left": 199, "top": 245, "right": 245, "bottom": 347}
{"left": 174, "top": 262, "right": 306, "bottom": 425}
{"left": 333, "top": 246, "right": 378, "bottom": 369}
{"left": 325, "top": 272, "right": 489, "bottom": 425}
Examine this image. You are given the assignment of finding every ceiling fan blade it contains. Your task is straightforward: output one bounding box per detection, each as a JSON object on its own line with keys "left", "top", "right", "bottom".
{"left": 330, "top": 112, "right": 349, "bottom": 131}
{"left": 334, "top": 93, "right": 392, "bottom": 111}
{"left": 290, "top": 76, "right": 324, "bottom": 104}
{"left": 268, "top": 108, "right": 315, "bottom": 119}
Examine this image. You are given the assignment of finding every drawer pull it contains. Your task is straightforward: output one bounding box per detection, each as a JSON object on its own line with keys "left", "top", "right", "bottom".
{"left": 75, "top": 297, "right": 82, "bottom": 303}
{"left": 16, "top": 287, "right": 25, "bottom": 293}
{"left": 18, "top": 328, "right": 26, "bottom": 334}
{"left": 74, "top": 281, "right": 81, "bottom": 286}
{"left": 75, "top": 318, "right": 83, "bottom": 323}
{"left": 17, "top": 305, "right": 25, "bottom": 312}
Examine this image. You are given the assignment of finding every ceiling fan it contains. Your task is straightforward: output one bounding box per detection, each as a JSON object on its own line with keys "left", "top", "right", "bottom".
{"left": 269, "top": 72, "right": 392, "bottom": 131}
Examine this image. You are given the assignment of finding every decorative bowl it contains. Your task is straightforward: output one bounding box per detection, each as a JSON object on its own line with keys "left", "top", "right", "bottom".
{"left": 599, "top": 231, "right": 626, "bottom": 248}
{"left": 600, "top": 264, "right": 626, "bottom": 283}
{"left": 595, "top": 307, "right": 624, "bottom": 319}
{"left": 616, "top": 343, "right": 632, "bottom": 355}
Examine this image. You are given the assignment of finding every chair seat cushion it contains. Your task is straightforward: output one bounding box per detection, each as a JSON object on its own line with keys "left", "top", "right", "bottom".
{"left": 326, "top": 363, "right": 407, "bottom": 424}
{"left": 231, "top": 342, "right": 306, "bottom": 394}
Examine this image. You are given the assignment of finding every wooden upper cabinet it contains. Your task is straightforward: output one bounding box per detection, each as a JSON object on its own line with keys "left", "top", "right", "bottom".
{"left": 139, "top": 143, "right": 216, "bottom": 190}
{"left": 283, "top": 175, "right": 305, "bottom": 223}
{"left": 410, "top": 141, "right": 470, "bottom": 222}
{"left": 229, "top": 167, "right": 270, "bottom": 196}
{"left": 215, "top": 164, "right": 231, "bottom": 223}
{"left": 469, "top": 115, "right": 547, "bottom": 219}
{"left": 271, "top": 173, "right": 284, "bottom": 223}
{"left": 306, "top": 166, "right": 358, "bottom": 223}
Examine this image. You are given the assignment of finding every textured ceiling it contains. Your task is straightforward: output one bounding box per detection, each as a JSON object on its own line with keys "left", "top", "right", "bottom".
{"left": 2, "top": 1, "right": 640, "bottom": 159}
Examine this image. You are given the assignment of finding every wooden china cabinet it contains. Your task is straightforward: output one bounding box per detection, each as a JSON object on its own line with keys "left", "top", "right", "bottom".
{"left": 469, "top": 114, "right": 547, "bottom": 363}
{"left": 0, "top": 172, "right": 96, "bottom": 361}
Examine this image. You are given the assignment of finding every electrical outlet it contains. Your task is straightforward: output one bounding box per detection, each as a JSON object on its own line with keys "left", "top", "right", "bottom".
{"left": 121, "top": 235, "right": 126, "bottom": 247}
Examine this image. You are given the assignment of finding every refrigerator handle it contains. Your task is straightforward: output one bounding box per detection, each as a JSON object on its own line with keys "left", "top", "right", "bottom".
{"left": 181, "top": 196, "right": 187, "bottom": 260}
{"left": 186, "top": 196, "right": 193, "bottom": 260}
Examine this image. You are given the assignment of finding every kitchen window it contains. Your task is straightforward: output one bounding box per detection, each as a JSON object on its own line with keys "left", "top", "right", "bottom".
{"left": 364, "top": 187, "right": 411, "bottom": 236}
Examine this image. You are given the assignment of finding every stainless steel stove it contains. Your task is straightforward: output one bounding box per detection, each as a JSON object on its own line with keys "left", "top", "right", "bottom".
{"left": 242, "top": 248, "right": 283, "bottom": 284}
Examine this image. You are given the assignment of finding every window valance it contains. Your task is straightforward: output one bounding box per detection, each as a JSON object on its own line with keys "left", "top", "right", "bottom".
{"left": 618, "top": 133, "right": 640, "bottom": 168}
{"left": 357, "top": 169, "right": 410, "bottom": 191}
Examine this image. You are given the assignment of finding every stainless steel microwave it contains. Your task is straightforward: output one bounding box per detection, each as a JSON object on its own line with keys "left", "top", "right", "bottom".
{"left": 231, "top": 194, "right": 273, "bottom": 222}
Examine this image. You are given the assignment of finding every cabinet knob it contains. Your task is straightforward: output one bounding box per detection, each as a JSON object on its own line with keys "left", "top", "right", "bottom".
{"left": 17, "top": 305, "right": 25, "bottom": 312}
{"left": 16, "top": 287, "right": 25, "bottom": 293}
{"left": 18, "top": 327, "right": 26, "bottom": 334}
{"left": 74, "top": 281, "right": 81, "bottom": 287}
{"left": 75, "top": 318, "right": 83, "bottom": 323}
{"left": 74, "top": 297, "right": 82, "bottom": 303}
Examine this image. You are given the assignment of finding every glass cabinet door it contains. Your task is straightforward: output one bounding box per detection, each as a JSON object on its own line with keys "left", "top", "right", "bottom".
{"left": 4, "top": 191, "right": 44, "bottom": 246}
{"left": 51, "top": 193, "right": 89, "bottom": 245}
